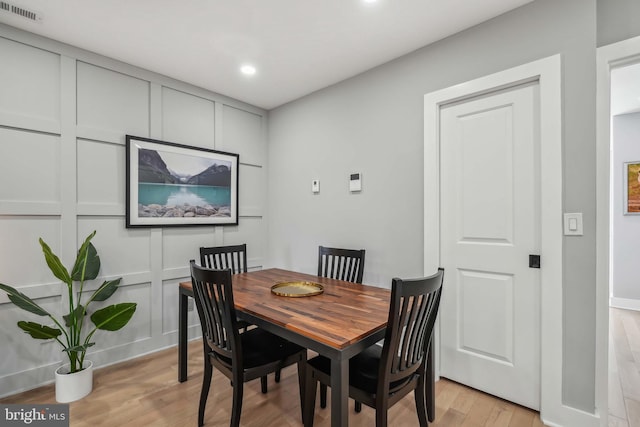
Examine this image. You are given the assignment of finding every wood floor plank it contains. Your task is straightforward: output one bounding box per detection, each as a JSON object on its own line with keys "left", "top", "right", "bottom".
{"left": 625, "top": 398, "right": 640, "bottom": 427}
{"left": 610, "top": 308, "right": 640, "bottom": 427}
{"left": 0, "top": 340, "right": 545, "bottom": 426}
{"left": 508, "top": 406, "right": 535, "bottom": 427}
{"left": 483, "top": 401, "right": 515, "bottom": 427}
{"left": 611, "top": 370, "right": 629, "bottom": 420}
{"left": 450, "top": 384, "right": 479, "bottom": 416}
{"left": 13, "top": 306, "right": 640, "bottom": 426}
{"left": 460, "top": 393, "right": 495, "bottom": 426}
{"left": 622, "top": 313, "right": 640, "bottom": 361}
{"left": 432, "top": 408, "right": 466, "bottom": 426}
{"left": 613, "top": 309, "right": 635, "bottom": 364}
{"left": 610, "top": 413, "right": 631, "bottom": 427}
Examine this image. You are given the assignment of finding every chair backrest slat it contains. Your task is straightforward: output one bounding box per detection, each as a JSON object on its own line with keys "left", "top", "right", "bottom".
{"left": 200, "top": 244, "right": 248, "bottom": 274}
{"left": 380, "top": 268, "right": 444, "bottom": 395}
{"left": 318, "top": 246, "right": 366, "bottom": 283}
{"left": 190, "top": 260, "right": 239, "bottom": 363}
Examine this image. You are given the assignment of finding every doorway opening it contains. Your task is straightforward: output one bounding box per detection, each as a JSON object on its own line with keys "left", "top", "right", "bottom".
{"left": 597, "top": 37, "right": 640, "bottom": 427}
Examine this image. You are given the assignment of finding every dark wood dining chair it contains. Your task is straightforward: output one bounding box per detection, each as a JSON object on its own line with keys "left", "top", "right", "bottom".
{"left": 200, "top": 244, "right": 251, "bottom": 330}
{"left": 316, "top": 245, "right": 366, "bottom": 407}
{"left": 303, "top": 268, "right": 444, "bottom": 427}
{"left": 200, "top": 244, "right": 248, "bottom": 274}
{"left": 200, "top": 244, "right": 253, "bottom": 332}
{"left": 200, "top": 244, "right": 279, "bottom": 390}
{"left": 317, "top": 246, "right": 365, "bottom": 283}
{"left": 189, "top": 260, "right": 307, "bottom": 427}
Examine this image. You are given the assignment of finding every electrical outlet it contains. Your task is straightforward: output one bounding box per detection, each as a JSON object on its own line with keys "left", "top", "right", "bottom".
{"left": 187, "top": 298, "right": 194, "bottom": 312}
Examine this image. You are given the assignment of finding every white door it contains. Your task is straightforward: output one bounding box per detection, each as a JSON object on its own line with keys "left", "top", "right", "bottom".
{"left": 439, "top": 82, "right": 541, "bottom": 410}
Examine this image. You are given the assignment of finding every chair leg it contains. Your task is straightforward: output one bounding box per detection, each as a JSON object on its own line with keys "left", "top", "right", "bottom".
{"left": 375, "top": 408, "right": 388, "bottom": 427}
{"left": 355, "top": 401, "right": 362, "bottom": 413}
{"left": 198, "top": 361, "right": 213, "bottom": 427}
{"left": 275, "top": 369, "right": 281, "bottom": 383}
{"left": 415, "top": 374, "right": 428, "bottom": 426}
{"left": 303, "top": 368, "right": 318, "bottom": 427}
{"left": 320, "top": 384, "right": 327, "bottom": 408}
{"left": 261, "top": 376, "right": 268, "bottom": 394}
{"left": 230, "top": 376, "right": 244, "bottom": 427}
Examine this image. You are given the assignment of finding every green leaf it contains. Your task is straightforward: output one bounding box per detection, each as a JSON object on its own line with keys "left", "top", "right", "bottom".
{"left": 90, "top": 303, "right": 137, "bottom": 331}
{"left": 63, "top": 304, "right": 85, "bottom": 327}
{"left": 0, "top": 283, "right": 50, "bottom": 316}
{"left": 63, "top": 343, "right": 95, "bottom": 353}
{"left": 90, "top": 279, "right": 121, "bottom": 302}
{"left": 17, "top": 321, "right": 62, "bottom": 340}
{"left": 71, "top": 232, "right": 100, "bottom": 282}
{"left": 39, "top": 238, "right": 72, "bottom": 285}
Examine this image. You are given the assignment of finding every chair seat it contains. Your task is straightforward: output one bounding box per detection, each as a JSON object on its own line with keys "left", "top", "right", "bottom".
{"left": 308, "top": 345, "right": 413, "bottom": 395}
{"left": 214, "top": 327, "right": 304, "bottom": 369}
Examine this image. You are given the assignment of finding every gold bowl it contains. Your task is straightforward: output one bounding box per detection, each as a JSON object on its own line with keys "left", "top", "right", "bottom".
{"left": 271, "top": 281, "right": 324, "bottom": 297}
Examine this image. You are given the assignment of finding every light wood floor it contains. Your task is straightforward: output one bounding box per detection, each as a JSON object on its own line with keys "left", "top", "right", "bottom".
{"left": 0, "top": 340, "right": 545, "bottom": 426}
{"left": 609, "top": 307, "right": 640, "bottom": 427}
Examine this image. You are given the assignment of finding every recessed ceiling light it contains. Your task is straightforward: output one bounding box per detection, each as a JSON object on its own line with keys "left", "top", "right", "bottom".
{"left": 240, "top": 64, "right": 256, "bottom": 76}
{"left": 362, "top": 0, "right": 378, "bottom": 3}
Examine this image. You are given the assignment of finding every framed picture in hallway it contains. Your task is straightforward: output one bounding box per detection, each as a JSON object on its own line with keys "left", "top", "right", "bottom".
{"left": 125, "top": 135, "right": 239, "bottom": 227}
{"left": 624, "top": 161, "right": 640, "bottom": 215}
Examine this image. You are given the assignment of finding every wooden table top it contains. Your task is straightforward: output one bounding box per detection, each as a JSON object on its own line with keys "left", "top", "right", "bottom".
{"left": 180, "top": 268, "right": 390, "bottom": 350}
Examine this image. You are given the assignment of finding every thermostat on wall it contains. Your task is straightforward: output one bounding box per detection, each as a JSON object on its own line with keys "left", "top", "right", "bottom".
{"left": 349, "top": 173, "right": 362, "bottom": 192}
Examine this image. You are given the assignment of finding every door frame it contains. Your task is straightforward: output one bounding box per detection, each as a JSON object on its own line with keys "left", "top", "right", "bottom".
{"left": 425, "top": 55, "right": 594, "bottom": 427}
{"left": 596, "top": 34, "right": 640, "bottom": 427}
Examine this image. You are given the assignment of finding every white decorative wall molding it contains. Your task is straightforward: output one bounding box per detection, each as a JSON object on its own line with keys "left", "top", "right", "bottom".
{"left": 0, "top": 22, "right": 268, "bottom": 397}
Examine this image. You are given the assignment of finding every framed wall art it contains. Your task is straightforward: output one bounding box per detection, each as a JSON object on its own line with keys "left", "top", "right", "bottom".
{"left": 624, "top": 161, "right": 640, "bottom": 215}
{"left": 125, "top": 135, "right": 239, "bottom": 227}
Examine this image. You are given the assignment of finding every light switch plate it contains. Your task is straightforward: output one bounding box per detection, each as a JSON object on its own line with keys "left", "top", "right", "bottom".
{"left": 349, "top": 173, "right": 361, "bottom": 192}
{"left": 563, "top": 213, "right": 583, "bottom": 236}
{"left": 312, "top": 179, "right": 320, "bottom": 193}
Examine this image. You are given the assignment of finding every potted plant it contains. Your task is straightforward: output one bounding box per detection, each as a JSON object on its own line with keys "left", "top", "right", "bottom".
{"left": 0, "top": 230, "right": 137, "bottom": 402}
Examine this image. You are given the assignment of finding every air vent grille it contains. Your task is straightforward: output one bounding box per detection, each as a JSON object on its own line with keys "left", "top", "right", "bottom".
{"left": 0, "top": 1, "right": 41, "bottom": 21}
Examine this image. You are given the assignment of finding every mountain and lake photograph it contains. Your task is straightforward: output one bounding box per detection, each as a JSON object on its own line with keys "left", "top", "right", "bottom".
{"left": 136, "top": 147, "right": 233, "bottom": 219}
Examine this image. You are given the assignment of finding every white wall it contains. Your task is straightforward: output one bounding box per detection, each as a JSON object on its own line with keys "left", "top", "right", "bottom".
{"left": 268, "top": 0, "right": 598, "bottom": 414}
{"left": 598, "top": 0, "right": 640, "bottom": 47}
{"left": 611, "top": 112, "right": 640, "bottom": 306}
{"left": 0, "top": 25, "right": 268, "bottom": 397}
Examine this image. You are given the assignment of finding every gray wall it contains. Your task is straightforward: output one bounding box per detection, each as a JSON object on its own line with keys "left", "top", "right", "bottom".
{"left": 268, "top": 0, "right": 597, "bottom": 413}
{"left": 0, "top": 25, "right": 268, "bottom": 397}
{"left": 611, "top": 113, "right": 640, "bottom": 301}
{"left": 598, "top": 0, "right": 640, "bottom": 47}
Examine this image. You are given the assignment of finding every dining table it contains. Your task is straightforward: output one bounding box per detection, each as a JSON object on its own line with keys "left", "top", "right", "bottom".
{"left": 178, "top": 268, "right": 435, "bottom": 427}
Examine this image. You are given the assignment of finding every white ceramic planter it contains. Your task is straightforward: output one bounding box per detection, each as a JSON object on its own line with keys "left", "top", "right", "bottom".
{"left": 55, "top": 360, "right": 93, "bottom": 403}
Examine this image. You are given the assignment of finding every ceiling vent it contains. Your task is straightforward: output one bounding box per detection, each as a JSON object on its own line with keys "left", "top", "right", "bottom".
{"left": 0, "top": 1, "right": 42, "bottom": 22}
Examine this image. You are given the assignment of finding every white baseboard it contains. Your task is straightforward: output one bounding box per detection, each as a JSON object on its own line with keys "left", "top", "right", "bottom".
{"left": 610, "top": 297, "right": 640, "bottom": 311}
{"left": 0, "top": 330, "right": 196, "bottom": 399}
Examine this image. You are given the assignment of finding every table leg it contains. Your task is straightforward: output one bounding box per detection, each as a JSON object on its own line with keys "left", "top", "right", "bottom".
{"left": 178, "top": 288, "right": 189, "bottom": 382}
{"left": 330, "top": 358, "right": 349, "bottom": 427}
{"left": 427, "top": 335, "right": 435, "bottom": 422}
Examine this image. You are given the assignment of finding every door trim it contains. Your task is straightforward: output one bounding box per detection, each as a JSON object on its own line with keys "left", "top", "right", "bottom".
{"left": 596, "top": 34, "right": 640, "bottom": 427}
{"left": 425, "top": 55, "right": 592, "bottom": 427}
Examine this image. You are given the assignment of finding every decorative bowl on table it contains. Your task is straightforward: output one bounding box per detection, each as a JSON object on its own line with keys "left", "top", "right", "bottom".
{"left": 271, "top": 281, "right": 324, "bottom": 297}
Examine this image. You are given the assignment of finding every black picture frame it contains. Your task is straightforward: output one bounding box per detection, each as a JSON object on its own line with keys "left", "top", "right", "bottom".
{"left": 125, "top": 135, "right": 239, "bottom": 227}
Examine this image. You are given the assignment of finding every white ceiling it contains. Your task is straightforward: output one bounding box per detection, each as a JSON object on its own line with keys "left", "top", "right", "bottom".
{"left": 0, "top": 0, "right": 533, "bottom": 110}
